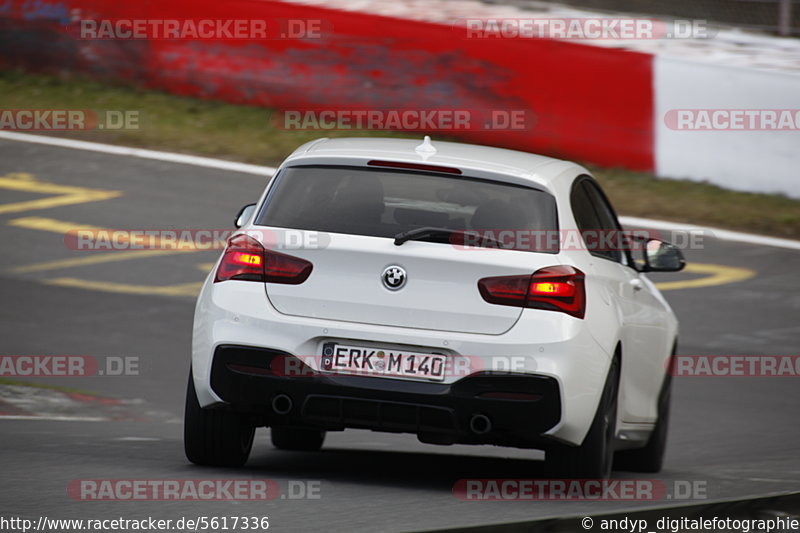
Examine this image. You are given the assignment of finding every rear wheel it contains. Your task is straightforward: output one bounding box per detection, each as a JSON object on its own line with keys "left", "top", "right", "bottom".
{"left": 184, "top": 371, "right": 255, "bottom": 467}
{"left": 614, "top": 373, "right": 671, "bottom": 473}
{"left": 546, "top": 356, "right": 619, "bottom": 479}
{"left": 271, "top": 426, "right": 326, "bottom": 451}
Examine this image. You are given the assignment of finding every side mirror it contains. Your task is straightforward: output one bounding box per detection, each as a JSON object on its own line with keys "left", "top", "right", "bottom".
{"left": 234, "top": 203, "right": 257, "bottom": 229}
{"left": 637, "top": 238, "right": 685, "bottom": 272}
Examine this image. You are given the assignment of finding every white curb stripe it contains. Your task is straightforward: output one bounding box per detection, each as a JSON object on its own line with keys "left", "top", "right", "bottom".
{"left": 1, "top": 131, "right": 798, "bottom": 251}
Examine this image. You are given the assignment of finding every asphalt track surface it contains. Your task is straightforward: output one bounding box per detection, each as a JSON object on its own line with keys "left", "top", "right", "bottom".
{"left": 0, "top": 138, "right": 798, "bottom": 532}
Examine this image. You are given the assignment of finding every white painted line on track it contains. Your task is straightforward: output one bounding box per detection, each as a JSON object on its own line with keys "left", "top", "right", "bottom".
{"left": 2, "top": 131, "right": 799, "bottom": 251}
{"left": 619, "top": 216, "right": 800, "bottom": 251}
{"left": 0, "top": 131, "right": 276, "bottom": 176}
{"left": 0, "top": 415, "right": 108, "bottom": 422}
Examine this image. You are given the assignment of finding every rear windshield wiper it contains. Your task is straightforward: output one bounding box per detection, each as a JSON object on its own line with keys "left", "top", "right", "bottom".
{"left": 393, "top": 226, "right": 507, "bottom": 248}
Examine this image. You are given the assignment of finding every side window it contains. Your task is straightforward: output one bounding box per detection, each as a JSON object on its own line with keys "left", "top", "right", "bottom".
{"left": 583, "top": 180, "right": 623, "bottom": 263}
{"left": 570, "top": 177, "right": 622, "bottom": 263}
{"left": 570, "top": 179, "right": 601, "bottom": 235}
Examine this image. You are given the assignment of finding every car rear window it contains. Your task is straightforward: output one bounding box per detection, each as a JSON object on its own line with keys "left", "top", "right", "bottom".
{"left": 256, "top": 165, "right": 558, "bottom": 252}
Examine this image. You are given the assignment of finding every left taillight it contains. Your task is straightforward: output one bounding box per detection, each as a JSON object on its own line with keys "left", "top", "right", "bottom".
{"left": 478, "top": 265, "right": 586, "bottom": 319}
{"left": 214, "top": 234, "right": 313, "bottom": 284}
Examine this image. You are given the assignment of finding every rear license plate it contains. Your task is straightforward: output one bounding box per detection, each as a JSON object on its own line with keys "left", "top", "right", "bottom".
{"left": 320, "top": 342, "right": 447, "bottom": 382}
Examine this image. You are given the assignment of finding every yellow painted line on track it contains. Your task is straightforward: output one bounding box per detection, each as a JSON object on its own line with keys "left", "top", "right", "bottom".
{"left": 8, "top": 216, "right": 207, "bottom": 250}
{"left": 45, "top": 278, "right": 203, "bottom": 297}
{"left": 12, "top": 250, "right": 192, "bottom": 273}
{"left": 655, "top": 263, "right": 756, "bottom": 291}
{"left": 9, "top": 216, "right": 106, "bottom": 233}
{"left": 0, "top": 173, "right": 121, "bottom": 214}
{"left": 7, "top": 216, "right": 208, "bottom": 272}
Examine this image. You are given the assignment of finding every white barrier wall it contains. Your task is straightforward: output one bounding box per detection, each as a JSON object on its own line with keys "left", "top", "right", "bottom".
{"left": 655, "top": 57, "right": 800, "bottom": 198}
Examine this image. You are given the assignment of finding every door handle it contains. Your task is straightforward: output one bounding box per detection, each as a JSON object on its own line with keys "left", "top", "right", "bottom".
{"left": 630, "top": 279, "right": 644, "bottom": 292}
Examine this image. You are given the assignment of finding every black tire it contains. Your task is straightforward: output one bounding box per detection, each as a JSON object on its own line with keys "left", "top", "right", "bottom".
{"left": 184, "top": 371, "right": 255, "bottom": 467}
{"left": 271, "top": 426, "right": 326, "bottom": 451}
{"left": 546, "top": 356, "right": 620, "bottom": 479}
{"left": 613, "top": 373, "right": 671, "bottom": 473}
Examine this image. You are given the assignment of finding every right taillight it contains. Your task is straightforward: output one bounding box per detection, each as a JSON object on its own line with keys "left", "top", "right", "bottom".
{"left": 214, "top": 234, "right": 313, "bottom": 284}
{"left": 478, "top": 265, "right": 586, "bottom": 319}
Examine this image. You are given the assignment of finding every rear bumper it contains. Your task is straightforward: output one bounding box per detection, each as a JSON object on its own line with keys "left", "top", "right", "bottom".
{"left": 192, "top": 279, "right": 614, "bottom": 446}
{"left": 211, "top": 345, "right": 562, "bottom": 448}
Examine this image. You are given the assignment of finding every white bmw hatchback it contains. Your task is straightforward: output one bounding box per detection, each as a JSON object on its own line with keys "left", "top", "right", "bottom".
{"left": 185, "top": 137, "right": 684, "bottom": 478}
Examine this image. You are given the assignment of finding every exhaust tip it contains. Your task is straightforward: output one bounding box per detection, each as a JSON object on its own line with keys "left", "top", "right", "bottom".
{"left": 271, "top": 394, "right": 293, "bottom": 415}
{"left": 469, "top": 413, "right": 492, "bottom": 435}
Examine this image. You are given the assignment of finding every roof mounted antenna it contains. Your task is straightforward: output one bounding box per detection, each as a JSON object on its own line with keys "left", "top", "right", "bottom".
{"left": 415, "top": 135, "right": 437, "bottom": 156}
